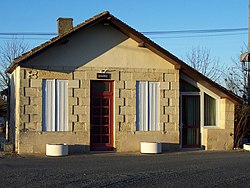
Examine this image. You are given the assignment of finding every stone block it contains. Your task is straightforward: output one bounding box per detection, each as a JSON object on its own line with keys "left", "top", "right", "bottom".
{"left": 120, "top": 90, "right": 132, "bottom": 98}
{"left": 24, "top": 105, "right": 38, "bottom": 114}
{"left": 74, "top": 88, "right": 86, "bottom": 98}
{"left": 30, "top": 97, "right": 42, "bottom": 106}
{"left": 37, "top": 88, "right": 43, "bottom": 97}
{"left": 68, "top": 89, "right": 73, "bottom": 97}
{"left": 21, "top": 114, "right": 30, "bottom": 123}
{"left": 25, "top": 122, "right": 37, "bottom": 131}
{"left": 164, "top": 73, "right": 176, "bottom": 82}
{"left": 68, "top": 97, "right": 78, "bottom": 105}
{"left": 131, "top": 90, "right": 136, "bottom": 98}
{"left": 125, "top": 98, "right": 135, "bottom": 106}
{"left": 115, "top": 98, "right": 125, "bottom": 106}
{"left": 125, "top": 115, "right": 136, "bottom": 123}
{"left": 125, "top": 81, "right": 135, "bottom": 89}
{"left": 115, "top": 89, "right": 120, "bottom": 98}
{"left": 30, "top": 79, "right": 42, "bottom": 88}
{"left": 74, "top": 122, "right": 85, "bottom": 131}
{"left": 225, "top": 112, "right": 234, "bottom": 121}
{"left": 111, "top": 71, "right": 119, "bottom": 81}
{"left": 79, "top": 98, "right": 90, "bottom": 106}
{"left": 119, "top": 122, "right": 132, "bottom": 132}
{"left": 160, "top": 98, "right": 169, "bottom": 106}
{"left": 38, "top": 70, "right": 71, "bottom": 79}
{"left": 85, "top": 71, "right": 98, "bottom": 80}
{"left": 165, "top": 107, "right": 176, "bottom": 115}
{"left": 78, "top": 114, "right": 88, "bottom": 123}
{"left": 164, "top": 90, "right": 176, "bottom": 98}
{"left": 116, "top": 81, "right": 125, "bottom": 89}
{"left": 20, "top": 79, "right": 30, "bottom": 88}
{"left": 68, "top": 80, "right": 80, "bottom": 88}
{"left": 25, "top": 88, "right": 38, "bottom": 97}
{"left": 73, "top": 105, "right": 86, "bottom": 115}
{"left": 120, "top": 73, "right": 132, "bottom": 81}
{"left": 20, "top": 96, "right": 30, "bottom": 105}
{"left": 160, "top": 114, "right": 168, "bottom": 122}
{"left": 120, "top": 106, "right": 134, "bottom": 115}
{"left": 170, "top": 98, "right": 179, "bottom": 106}
{"left": 133, "top": 72, "right": 162, "bottom": 81}
{"left": 160, "top": 82, "right": 170, "bottom": 90}
{"left": 73, "top": 71, "right": 85, "bottom": 80}
{"left": 116, "top": 115, "right": 125, "bottom": 123}
{"left": 30, "top": 114, "right": 39, "bottom": 123}
{"left": 69, "top": 115, "right": 78, "bottom": 122}
{"left": 166, "top": 122, "right": 176, "bottom": 131}
{"left": 171, "top": 82, "right": 179, "bottom": 90}
{"left": 80, "top": 80, "right": 89, "bottom": 89}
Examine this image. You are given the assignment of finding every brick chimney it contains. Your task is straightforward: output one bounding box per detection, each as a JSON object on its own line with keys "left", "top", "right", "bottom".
{"left": 57, "top": 18, "right": 73, "bottom": 36}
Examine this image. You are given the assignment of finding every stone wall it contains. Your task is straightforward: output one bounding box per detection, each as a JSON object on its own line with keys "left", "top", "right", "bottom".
{"left": 202, "top": 98, "right": 235, "bottom": 150}
{"left": 17, "top": 66, "right": 180, "bottom": 154}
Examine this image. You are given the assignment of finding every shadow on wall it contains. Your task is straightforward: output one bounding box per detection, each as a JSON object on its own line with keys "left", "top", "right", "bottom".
{"left": 21, "top": 23, "right": 129, "bottom": 73}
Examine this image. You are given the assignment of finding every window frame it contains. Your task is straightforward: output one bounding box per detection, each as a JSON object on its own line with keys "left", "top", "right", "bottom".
{"left": 181, "top": 74, "right": 220, "bottom": 128}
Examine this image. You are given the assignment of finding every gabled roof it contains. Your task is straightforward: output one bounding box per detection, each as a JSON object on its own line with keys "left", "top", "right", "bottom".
{"left": 6, "top": 11, "right": 242, "bottom": 104}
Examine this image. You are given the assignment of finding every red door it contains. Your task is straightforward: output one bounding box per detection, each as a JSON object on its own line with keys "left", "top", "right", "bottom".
{"left": 182, "top": 95, "right": 200, "bottom": 148}
{"left": 90, "top": 81, "right": 114, "bottom": 151}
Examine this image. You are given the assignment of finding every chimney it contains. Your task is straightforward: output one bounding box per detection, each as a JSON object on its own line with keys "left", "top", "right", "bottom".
{"left": 57, "top": 18, "right": 73, "bottom": 36}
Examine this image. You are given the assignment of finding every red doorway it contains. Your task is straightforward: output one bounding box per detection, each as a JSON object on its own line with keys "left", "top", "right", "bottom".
{"left": 90, "top": 81, "right": 114, "bottom": 151}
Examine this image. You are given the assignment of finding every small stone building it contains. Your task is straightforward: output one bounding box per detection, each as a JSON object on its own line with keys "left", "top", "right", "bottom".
{"left": 7, "top": 12, "right": 241, "bottom": 154}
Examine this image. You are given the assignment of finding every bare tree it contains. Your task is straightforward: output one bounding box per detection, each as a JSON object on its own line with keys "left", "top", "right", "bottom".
{"left": 225, "top": 46, "right": 248, "bottom": 100}
{"left": 185, "top": 46, "right": 223, "bottom": 83}
{"left": 224, "top": 47, "right": 249, "bottom": 149}
{"left": 234, "top": 104, "right": 249, "bottom": 148}
{"left": 0, "top": 38, "right": 29, "bottom": 90}
{"left": 186, "top": 46, "right": 249, "bottom": 148}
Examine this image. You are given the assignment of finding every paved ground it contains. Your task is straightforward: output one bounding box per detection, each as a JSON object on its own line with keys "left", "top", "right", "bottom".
{"left": 1, "top": 151, "right": 250, "bottom": 187}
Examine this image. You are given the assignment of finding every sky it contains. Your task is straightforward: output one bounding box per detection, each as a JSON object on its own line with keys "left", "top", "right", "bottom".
{"left": 0, "top": 0, "right": 248, "bottom": 66}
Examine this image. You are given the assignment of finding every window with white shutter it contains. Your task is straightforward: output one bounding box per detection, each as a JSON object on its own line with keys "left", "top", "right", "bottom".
{"left": 136, "top": 81, "right": 159, "bottom": 131}
{"left": 42, "top": 80, "right": 68, "bottom": 131}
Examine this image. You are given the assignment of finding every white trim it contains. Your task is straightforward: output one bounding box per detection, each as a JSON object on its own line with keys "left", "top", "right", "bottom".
{"left": 180, "top": 74, "right": 220, "bottom": 128}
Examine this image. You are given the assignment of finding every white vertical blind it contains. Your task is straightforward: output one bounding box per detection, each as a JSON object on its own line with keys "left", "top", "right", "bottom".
{"left": 136, "top": 81, "right": 148, "bottom": 131}
{"left": 136, "top": 81, "right": 159, "bottom": 131}
{"left": 149, "top": 82, "right": 159, "bottom": 131}
{"left": 57, "top": 80, "right": 68, "bottom": 131}
{"left": 42, "top": 80, "right": 56, "bottom": 131}
{"left": 42, "top": 80, "right": 68, "bottom": 132}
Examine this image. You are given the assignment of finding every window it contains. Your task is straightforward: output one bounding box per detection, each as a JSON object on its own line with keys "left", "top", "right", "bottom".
{"left": 204, "top": 93, "right": 216, "bottom": 126}
{"left": 136, "top": 81, "right": 159, "bottom": 131}
{"left": 42, "top": 80, "right": 68, "bottom": 131}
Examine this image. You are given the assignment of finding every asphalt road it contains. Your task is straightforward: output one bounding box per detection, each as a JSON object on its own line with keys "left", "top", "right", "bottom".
{"left": 1, "top": 151, "right": 250, "bottom": 187}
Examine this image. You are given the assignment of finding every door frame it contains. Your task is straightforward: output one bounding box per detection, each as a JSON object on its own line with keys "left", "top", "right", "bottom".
{"left": 180, "top": 93, "right": 201, "bottom": 148}
{"left": 90, "top": 80, "right": 114, "bottom": 151}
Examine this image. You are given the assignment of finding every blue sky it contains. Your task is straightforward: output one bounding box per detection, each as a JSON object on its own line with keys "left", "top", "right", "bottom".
{"left": 0, "top": 0, "right": 248, "bottom": 65}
